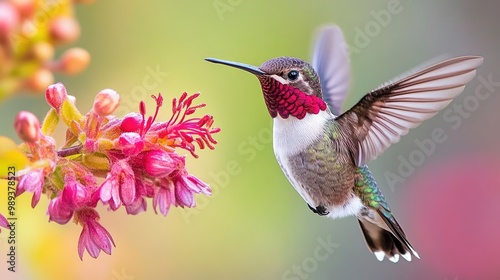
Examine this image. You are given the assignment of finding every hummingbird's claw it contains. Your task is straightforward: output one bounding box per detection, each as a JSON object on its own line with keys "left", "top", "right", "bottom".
{"left": 307, "top": 204, "right": 329, "bottom": 216}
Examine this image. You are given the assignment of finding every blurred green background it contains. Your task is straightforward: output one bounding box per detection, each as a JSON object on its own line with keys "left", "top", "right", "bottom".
{"left": 1, "top": 0, "right": 500, "bottom": 279}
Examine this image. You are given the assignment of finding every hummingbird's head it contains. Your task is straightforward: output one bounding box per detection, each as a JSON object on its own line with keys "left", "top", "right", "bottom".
{"left": 205, "top": 57, "right": 327, "bottom": 119}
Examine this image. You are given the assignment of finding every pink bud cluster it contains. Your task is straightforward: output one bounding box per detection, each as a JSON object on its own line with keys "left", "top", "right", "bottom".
{"left": 0, "top": 0, "right": 92, "bottom": 99}
{"left": 11, "top": 82, "right": 219, "bottom": 259}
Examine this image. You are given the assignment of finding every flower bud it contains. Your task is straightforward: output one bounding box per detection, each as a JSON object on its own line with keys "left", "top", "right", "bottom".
{"left": 117, "top": 132, "right": 144, "bottom": 157}
{"left": 0, "top": 2, "right": 20, "bottom": 37}
{"left": 31, "top": 42, "right": 55, "bottom": 62}
{"left": 125, "top": 197, "right": 147, "bottom": 215}
{"left": 143, "top": 150, "right": 178, "bottom": 177}
{"left": 14, "top": 111, "right": 40, "bottom": 143}
{"left": 45, "top": 82, "right": 68, "bottom": 111}
{"left": 48, "top": 196, "right": 73, "bottom": 225}
{"left": 10, "top": 0, "right": 35, "bottom": 18}
{"left": 25, "top": 68, "right": 54, "bottom": 92}
{"left": 120, "top": 113, "right": 142, "bottom": 132}
{"left": 62, "top": 180, "right": 89, "bottom": 209}
{"left": 57, "top": 47, "right": 90, "bottom": 75}
{"left": 93, "top": 89, "right": 120, "bottom": 116}
{"left": 49, "top": 17, "right": 80, "bottom": 44}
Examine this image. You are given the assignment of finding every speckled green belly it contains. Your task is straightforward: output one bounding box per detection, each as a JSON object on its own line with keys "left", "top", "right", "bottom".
{"left": 286, "top": 131, "right": 356, "bottom": 208}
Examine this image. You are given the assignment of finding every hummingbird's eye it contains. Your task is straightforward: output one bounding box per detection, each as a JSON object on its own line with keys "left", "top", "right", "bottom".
{"left": 287, "top": 70, "right": 299, "bottom": 81}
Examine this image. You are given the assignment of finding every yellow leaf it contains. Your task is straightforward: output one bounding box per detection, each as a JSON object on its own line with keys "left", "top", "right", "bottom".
{"left": 0, "top": 136, "right": 28, "bottom": 178}
{"left": 41, "top": 108, "right": 59, "bottom": 136}
{"left": 60, "top": 99, "right": 84, "bottom": 135}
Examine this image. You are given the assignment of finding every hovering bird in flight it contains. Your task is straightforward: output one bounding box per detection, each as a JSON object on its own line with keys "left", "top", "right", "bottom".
{"left": 206, "top": 25, "right": 483, "bottom": 262}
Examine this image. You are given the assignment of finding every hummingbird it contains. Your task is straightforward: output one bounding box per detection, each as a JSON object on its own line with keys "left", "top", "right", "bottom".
{"left": 205, "top": 25, "right": 483, "bottom": 262}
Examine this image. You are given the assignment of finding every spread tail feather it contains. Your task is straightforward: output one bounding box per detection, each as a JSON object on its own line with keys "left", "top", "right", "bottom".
{"left": 357, "top": 210, "right": 419, "bottom": 263}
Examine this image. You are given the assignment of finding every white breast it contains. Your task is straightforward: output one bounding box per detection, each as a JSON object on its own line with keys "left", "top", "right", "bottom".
{"left": 272, "top": 111, "right": 364, "bottom": 219}
{"left": 273, "top": 110, "right": 332, "bottom": 157}
{"left": 273, "top": 111, "right": 332, "bottom": 206}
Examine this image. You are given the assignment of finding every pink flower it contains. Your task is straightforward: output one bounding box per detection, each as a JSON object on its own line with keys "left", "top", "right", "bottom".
{"left": 0, "top": 2, "right": 19, "bottom": 36}
{"left": 143, "top": 149, "right": 178, "bottom": 177}
{"left": 157, "top": 92, "right": 220, "bottom": 158}
{"left": 45, "top": 83, "right": 68, "bottom": 112}
{"left": 117, "top": 132, "right": 144, "bottom": 156}
{"left": 48, "top": 177, "right": 97, "bottom": 224}
{"left": 144, "top": 151, "right": 212, "bottom": 212}
{"left": 13, "top": 84, "right": 219, "bottom": 259}
{"left": 125, "top": 179, "right": 150, "bottom": 215}
{"left": 125, "top": 196, "right": 147, "bottom": 215}
{"left": 14, "top": 111, "right": 40, "bottom": 143}
{"left": 120, "top": 112, "right": 142, "bottom": 132}
{"left": 76, "top": 209, "right": 115, "bottom": 260}
{"left": 173, "top": 174, "right": 211, "bottom": 208}
{"left": 61, "top": 179, "right": 93, "bottom": 209}
{"left": 99, "top": 160, "right": 136, "bottom": 210}
{"left": 93, "top": 89, "right": 120, "bottom": 117}
{"left": 0, "top": 214, "right": 9, "bottom": 232}
{"left": 17, "top": 169, "right": 44, "bottom": 208}
{"left": 47, "top": 195, "right": 74, "bottom": 225}
{"left": 152, "top": 181, "right": 175, "bottom": 216}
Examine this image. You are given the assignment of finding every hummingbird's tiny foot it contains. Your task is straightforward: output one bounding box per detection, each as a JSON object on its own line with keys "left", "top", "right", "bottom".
{"left": 307, "top": 204, "right": 329, "bottom": 216}
{"left": 316, "top": 205, "right": 329, "bottom": 216}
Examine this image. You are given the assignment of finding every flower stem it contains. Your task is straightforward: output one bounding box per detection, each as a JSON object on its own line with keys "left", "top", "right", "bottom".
{"left": 58, "top": 145, "right": 83, "bottom": 157}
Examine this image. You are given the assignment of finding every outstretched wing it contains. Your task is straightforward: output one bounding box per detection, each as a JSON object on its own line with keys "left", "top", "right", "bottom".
{"left": 311, "top": 25, "right": 351, "bottom": 116}
{"left": 336, "top": 56, "right": 483, "bottom": 166}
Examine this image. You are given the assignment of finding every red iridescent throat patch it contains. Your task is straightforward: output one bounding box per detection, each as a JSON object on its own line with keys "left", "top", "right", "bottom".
{"left": 259, "top": 77, "right": 327, "bottom": 120}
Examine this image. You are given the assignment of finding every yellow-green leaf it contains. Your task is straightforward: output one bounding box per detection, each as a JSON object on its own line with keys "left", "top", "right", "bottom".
{"left": 0, "top": 136, "right": 28, "bottom": 178}
{"left": 41, "top": 108, "right": 59, "bottom": 136}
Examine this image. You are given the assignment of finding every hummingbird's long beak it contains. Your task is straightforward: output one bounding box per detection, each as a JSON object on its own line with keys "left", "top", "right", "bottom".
{"left": 205, "top": 58, "right": 266, "bottom": 75}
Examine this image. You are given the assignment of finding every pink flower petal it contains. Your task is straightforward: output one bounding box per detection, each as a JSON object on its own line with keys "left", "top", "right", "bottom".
{"left": 99, "top": 176, "right": 113, "bottom": 202}
{"left": 17, "top": 169, "right": 44, "bottom": 207}
{"left": 47, "top": 196, "right": 73, "bottom": 225}
{"left": 0, "top": 214, "right": 9, "bottom": 230}
{"left": 153, "top": 188, "right": 169, "bottom": 216}
{"left": 187, "top": 175, "right": 211, "bottom": 195}
{"left": 120, "top": 112, "right": 142, "bottom": 132}
{"left": 77, "top": 209, "right": 114, "bottom": 260}
{"left": 31, "top": 187, "right": 42, "bottom": 208}
{"left": 125, "top": 197, "right": 147, "bottom": 215}
{"left": 174, "top": 181, "right": 194, "bottom": 208}
{"left": 117, "top": 132, "right": 144, "bottom": 156}
{"left": 143, "top": 150, "right": 177, "bottom": 177}
{"left": 116, "top": 162, "right": 135, "bottom": 205}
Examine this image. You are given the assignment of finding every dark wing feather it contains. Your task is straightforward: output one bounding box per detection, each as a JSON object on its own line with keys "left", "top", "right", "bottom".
{"left": 336, "top": 56, "right": 483, "bottom": 166}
